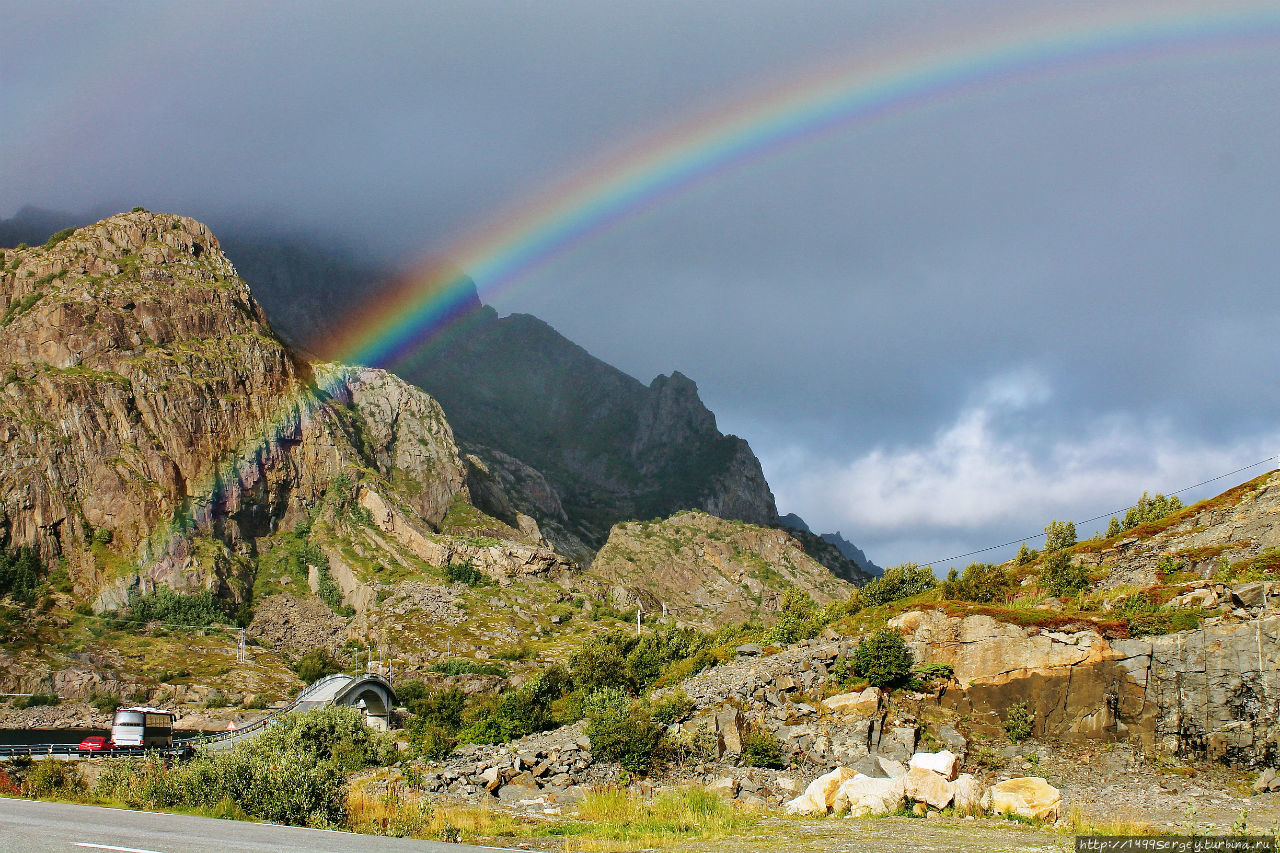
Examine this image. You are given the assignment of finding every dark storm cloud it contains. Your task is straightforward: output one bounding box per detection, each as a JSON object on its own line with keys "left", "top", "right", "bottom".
{"left": 2, "top": 0, "right": 1278, "bottom": 567}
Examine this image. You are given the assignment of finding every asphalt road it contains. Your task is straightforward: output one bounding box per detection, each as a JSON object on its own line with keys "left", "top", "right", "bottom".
{"left": 0, "top": 798, "right": 519, "bottom": 853}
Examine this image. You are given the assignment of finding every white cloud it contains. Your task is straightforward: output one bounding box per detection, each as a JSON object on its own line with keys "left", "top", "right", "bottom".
{"left": 764, "top": 370, "right": 1278, "bottom": 566}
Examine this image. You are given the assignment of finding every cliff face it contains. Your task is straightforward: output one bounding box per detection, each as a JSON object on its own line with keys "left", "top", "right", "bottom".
{"left": 0, "top": 213, "right": 486, "bottom": 605}
{"left": 586, "top": 510, "right": 851, "bottom": 628}
{"left": 400, "top": 304, "right": 779, "bottom": 550}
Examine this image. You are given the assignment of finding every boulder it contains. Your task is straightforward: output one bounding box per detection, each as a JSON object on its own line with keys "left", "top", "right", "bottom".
{"left": 716, "top": 708, "right": 745, "bottom": 757}
{"left": 1232, "top": 582, "right": 1272, "bottom": 610}
{"left": 990, "top": 777, "right": 1061, "bottom": 822}
{"left": 735, "top": 643, "right": 764, "bottom": 656}
{"left": 833, "top": 774, "right": 907, "bottom": 817}
{"left": 875, "top": 756, "right": 908, "bottom": 778}
{"left": 1254, "top": 768, "right": 1277, "bottom": 794}
{"left": 909, "top": 750, "right": 959, "bottom": 780}
{"left": 708, "top": 776, "right": 739, "bottom": 799}
{"left": 824, "top": 687, "right": 881, "bottom": 717}
{"left": 951, "top": 773, "right": 986, "bottom": 816}
{"left": 903, "top": 766, "right": 954, "bottom": 810}
{"left": 784, "top": 767, "right": 858, "bottom": 815}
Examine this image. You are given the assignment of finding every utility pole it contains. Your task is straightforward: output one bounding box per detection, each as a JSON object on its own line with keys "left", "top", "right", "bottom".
{"left": 237, "top": 629, "right": 246, "bottom": 663}
{"left": 636, "top": 605, "right": 642, "bottom": 635}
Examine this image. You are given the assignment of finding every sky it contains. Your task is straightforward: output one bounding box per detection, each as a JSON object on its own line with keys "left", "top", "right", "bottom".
{"left": 3, "top": 0, "right": 1279, "bottom": 570}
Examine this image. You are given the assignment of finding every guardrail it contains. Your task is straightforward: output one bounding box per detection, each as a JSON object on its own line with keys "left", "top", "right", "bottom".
{"left": 0, "top": 743, "right": 191, "bottom": 759}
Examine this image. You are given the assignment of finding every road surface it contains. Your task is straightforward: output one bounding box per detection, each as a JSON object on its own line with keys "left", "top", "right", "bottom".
{"left": 0, "top": 798, "right": 518, "bottom": 853}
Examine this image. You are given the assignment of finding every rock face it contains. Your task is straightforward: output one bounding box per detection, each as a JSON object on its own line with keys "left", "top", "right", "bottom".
{"left": 395, "top": 301, "right": 780, "bottom": 550}
{"left": 1081, "top": 471, "right": 1280, "bottom": 589}
{"left": 586, "top": 510, "right": 853, "bottom": 628}
{"left": 0, "top": 212, "right": 546, "bottom": 606}
{"left": 895, "top": 607, "right": 1280, "bottom": 767}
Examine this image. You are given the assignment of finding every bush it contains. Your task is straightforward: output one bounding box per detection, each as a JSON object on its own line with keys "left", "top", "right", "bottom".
{"left": 912, "top": 662, "right": 954, "bottom": 682}
{"left": 443, "top": 561, "right": 485, "bottom": 587}
{"left": 570, "top": 631, "right": 637, "bottom": 694}
{"left": 1039, "top": 550, "right": 1090, "bottom": 597}
{"left": 1015, "top": 542, "right": 1038, "bottom": 566}
{"left": 88, "top": 691, "right": 119, "bottom": 715}
{"left": 941, "top": 562, "right": 1014, "bottom": 603}
{"left": 292, "top": 648, "right": 344, "bottom": 684}
{"left": 429, "top": 659, "right": 507, "bottom": 677}
{"left": 406, "top": 721, "right": 456, "bottom": 761}
{"left": 1003, "top": 701, "right": 1034, "bottom": 743}
{"left": 583, "top": 689, "right": 662, "bottom": 775}
{"left": 860, "top": 563, "right": 937, "bottom": 608}
{"left": 43, "top": 227, "right": 75, "bottom": 248}
{"left": 125, "top": 587, "right": 229, "bottom": 626}
{"left": 742, "top": 725, "right": 785, "bottom": 769}
{"left": 22, "top": 760, "right": 85, "bottom": 800}
{"left": 769, "top": 588, "right": 824, "bottom": 643}
{"left": 17, "top": 693, "right": 60, "bottom": 709}
{"left": 650, "top": 688, "right": 694, "bottom": 726}
{"left": 850, "top": 628, "right": 914, "bottom": 689}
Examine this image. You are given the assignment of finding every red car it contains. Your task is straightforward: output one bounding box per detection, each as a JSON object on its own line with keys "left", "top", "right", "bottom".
{"left": 78, "top": 735, "right": 113, "bottom": 752}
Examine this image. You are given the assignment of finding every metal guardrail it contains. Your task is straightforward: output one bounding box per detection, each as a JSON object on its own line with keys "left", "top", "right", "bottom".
{"left": 0, "top": 744, "right": 191, "bottom": 759}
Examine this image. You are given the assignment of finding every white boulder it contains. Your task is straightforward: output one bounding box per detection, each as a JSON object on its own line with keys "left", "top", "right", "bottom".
{"left": 908, "top": 749, "right": 959, "bottom": 780}
{"left": 990, "top": 777, "right": 1062, "bottom": 822}
{"left": 784, "top": 767, "right": 859, "bottom": 815}
{"left": 903, "top": 766, "right": 954, "bottom": 810}
{"left": 833, "top": 774, "right": 907, "bottom": 817}
{"left": 951, "top": 773, "right": 986, "bottom": 816}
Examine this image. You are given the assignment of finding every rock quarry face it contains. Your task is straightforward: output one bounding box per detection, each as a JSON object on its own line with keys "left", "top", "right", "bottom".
{"left": 895, "top": 607, "right": 1280, "bottom": 766}
{"left": 586, "top": 510, "right": 853, "bottom": 627}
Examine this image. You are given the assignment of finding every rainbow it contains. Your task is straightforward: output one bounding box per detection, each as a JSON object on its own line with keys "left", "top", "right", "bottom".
{"left": 323, "top": 1, "right": 1280, "bottom": 372}
{"left": 151, "top": 2, "right": 1280, "bottom": 559}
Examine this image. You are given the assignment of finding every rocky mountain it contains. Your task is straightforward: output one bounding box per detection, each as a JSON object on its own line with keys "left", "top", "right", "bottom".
{"left": 398, "top": 300, "right": 780, "bottom": 550}
{"left": 586, "top": 510, "right": 850, "bottom": 628}
{"left": 780, "top": 512, "right": 882, "bottom": 578}
{"left": 0, "top": 211, "right": 558, "bottom": 609}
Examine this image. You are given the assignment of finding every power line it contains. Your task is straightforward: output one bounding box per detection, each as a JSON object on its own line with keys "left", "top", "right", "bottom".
{"left": 919, "top": 455, "right": 1277, "bottom": 568}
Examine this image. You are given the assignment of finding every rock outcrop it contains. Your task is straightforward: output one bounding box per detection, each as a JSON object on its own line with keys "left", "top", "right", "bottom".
{"left": 586, "top": 510, "right": 853, "bottom": 628}
{"left": 894, "top": 607, "right": 1280, "bottom": 767}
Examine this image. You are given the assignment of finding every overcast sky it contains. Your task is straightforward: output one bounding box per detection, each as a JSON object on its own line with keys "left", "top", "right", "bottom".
{"left": 3, "top": 1, "right": 1279, "bottom": 569}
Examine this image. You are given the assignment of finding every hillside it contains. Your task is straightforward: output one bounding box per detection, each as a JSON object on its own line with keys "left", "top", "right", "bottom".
{"left": 586, "top": 510, "right": 854, "bottom": 628}
{"left": 0, "top": 211, "right": 851, "bottom": 724}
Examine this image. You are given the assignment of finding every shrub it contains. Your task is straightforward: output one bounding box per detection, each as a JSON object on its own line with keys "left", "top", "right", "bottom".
{"left": 1003, "top": 701, "right": 1034, "bottom": 743}
{"left": 22, "top": 760, "right": 85, "bottom": 800}
{"left": 941, "top": 562, "right": 1013, "bottom": 603}
{"left": 125, "top": 586, "right": 229, "bottom": 626}
{"left": 429, "top": 659, "right": 507, "bottom": 677}
{"left": 583, "top": 689, "right": 662, "bottom": 775}
{"left": 88, "top": 691, "right": 120, "bottom": 715}
{"left": 850, "top": 628, "right": 914, "bottom": 689}
{"left": 571, "top": 631, "right": 637, "bottom": 694}
{"left": 769, "top": 588, "right": 823, "bottom": 643}
{"left": 455, "top": 667, "right": 569, "bottom": 745}
{"left": 912, "top": 662, "right": 955, "bottom": 681}
{"left": 742, "top": 725, "right": 785, "bottom": 769}
{"left": 292, "top": 648, "right": 344, "bottom": 684}
{"left": 43, "top": 227, "right": 75, "bottom": 248}
{"left": 1039, "top": 550, "right": 1090, "bottom": 597}
{"left": 650, "top": 688, "right": 694, "bottom": 726}
{"left": 1015, "top": 542, "right": 1038, "bottom": 566}
{"left": 17, "top": 693, "right": 60, "bottom": 709}
{"left": 860, "top": 563, "right": 937, "bottom": 608}
{"left": 406, "top": 720, "right": 456, "bottom": 760}
{"left": 443, "top": 561, "right": 485, "bottom": 587}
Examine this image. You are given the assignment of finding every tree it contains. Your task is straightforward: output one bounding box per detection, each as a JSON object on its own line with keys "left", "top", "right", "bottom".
{"left": 850, "top": 628, "right": 914, "bottom": 688}
{"left": 1039, "top": 549, "right": 1090, "bottom": 597}
{"left": 1043, "top": 520, "right": 1077, "bottom": 552}
{"left": 1015, "top": 541, "right": 1037, "bottom": 566}
{"left": 1106, "top": 517, "right": 1123, "bottom": 539}
{"left": 860, "top": 562, "right": 937, "bottom": 608}
{"left": 941, "top": 562, "right": 1013, "bottom": 603}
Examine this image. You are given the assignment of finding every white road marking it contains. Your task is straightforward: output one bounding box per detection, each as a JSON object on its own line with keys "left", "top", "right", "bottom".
{"left": 75, "top": 843, "right": 170, "bottom": 853}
